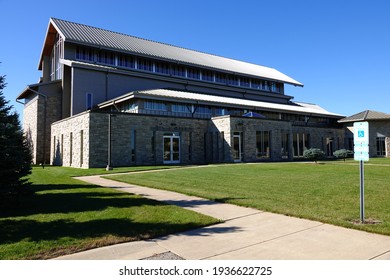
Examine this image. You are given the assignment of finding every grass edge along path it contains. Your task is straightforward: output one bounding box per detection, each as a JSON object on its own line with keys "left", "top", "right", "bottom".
{"left": 108, "top": 161, "right": 390, "bottom": 237}
{"left": 0, "top": 166, "right": 218, "bottom": 260}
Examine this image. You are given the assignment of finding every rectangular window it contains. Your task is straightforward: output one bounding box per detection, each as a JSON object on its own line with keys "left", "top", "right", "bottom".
{"left": 226, "top": 75, "right": 239, "bottom": 86}
{"left": 251, "top": 79, "right": 262, "bottom": 90}
{"left": 51, "top": 35, "right": 63, "bottom": 80}
{"left": 281, "top": 132, "right": 289, "bottom": 159}
{"left": 326, "top": 137, "right": 334, "bottom": 157}
{"left": 201, "top": 70, "right": 214, "bottom": 82}
{"left": 76, "top": 46, "right": 94, "bottom": 61}
{"left": 151, "top": 131, "right": 156, "bottom": 161}
{"left": 215, "top": 73, "right": 227, "bottom": 84}
{"left": 171, "top": 64, "right": 186, "bottom": 77}
{"left": 97, "top": 50, "right": 115, "bottom": 65}
{"left": 188, "top": 132, "right": 192, "bottom": 161}
{"left": 131, "top": 129, "right": 136, "bottom": 162}
{"left": 215, "top": 108, "right": 228, "bottom": 116}
{"left": 271, "top": 82, "right": 281, "bottom": 93}
{"left": 120, "top": 102, "right": 138, "bottom": 113}
{"left": 155, "top": 61, "right": 170, "bottom": 75}
{"left": 137, "top": 58, "right": 154, "bottom": 72}
{"left": 118, "top": 54, "right": 135, "bottom": 68}
{"left": 293, "top": 133, "right": 309, "bottom": 157}
{"left": 376, "top": 137, "right": 386, "bottom": 156}
{"left": 262, "top": 81, "right": 270, "bottom": 91}
{"left": 86, "top": 92, "right": 93, "bottom": 110}
{"left": 144, "top": 100, "right": 167, "bottom": 111}
{"left": 187, "top": 67, "right": 200, "bottom": 80}
{"left": 196, "top": 106, "right": 212, "bottom": 115}
{"left": 240, "top": 77, "right": 250, "bottom": 88}
{"left": 172, "top": 103, "right": 191, "bottom": 113}
{"left": 256, "top": 131, "right": 270, "bottom": 158}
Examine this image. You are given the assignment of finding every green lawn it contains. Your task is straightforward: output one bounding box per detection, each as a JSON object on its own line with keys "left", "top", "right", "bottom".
{"left": 0, "top": 166, "right": 218, "bottom": 260}
{"left": 109, "top": 160, "right": 390, "bottom": 236}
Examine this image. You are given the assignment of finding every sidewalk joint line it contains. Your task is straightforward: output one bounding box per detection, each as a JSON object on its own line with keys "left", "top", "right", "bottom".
{"left": 201, "top": 223, "right": 325, "bottom": 260}
{"left": 369, "top": 248, "right": 390, "bottom": 260}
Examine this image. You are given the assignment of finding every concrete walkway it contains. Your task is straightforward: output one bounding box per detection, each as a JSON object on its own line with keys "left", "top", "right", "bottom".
{"left": 55, "top": 175, "right": 390, "bottom": 260}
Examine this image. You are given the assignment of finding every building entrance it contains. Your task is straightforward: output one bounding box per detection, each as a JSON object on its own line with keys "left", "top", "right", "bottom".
{"left": 163, "top": 135, "right": 180, "bottom": 164}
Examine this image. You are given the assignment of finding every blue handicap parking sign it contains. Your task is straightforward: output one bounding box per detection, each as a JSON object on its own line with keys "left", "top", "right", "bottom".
{"left": 358, "top": 130, "right": 364, "bottom": 138}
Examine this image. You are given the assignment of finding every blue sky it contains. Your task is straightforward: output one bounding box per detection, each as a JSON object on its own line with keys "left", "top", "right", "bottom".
{"left": 1, "top": 0, "right": 389, "bottom": 119}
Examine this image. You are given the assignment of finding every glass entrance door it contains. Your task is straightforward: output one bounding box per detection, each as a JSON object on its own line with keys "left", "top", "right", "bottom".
{"left": 233, "top": 134, "right": 241, "bottom": 162}
{"left": 163, "top": 135, "right": 180, "bottom": 164}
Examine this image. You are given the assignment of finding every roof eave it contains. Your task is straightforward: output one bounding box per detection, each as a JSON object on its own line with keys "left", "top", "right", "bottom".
{"left": 38, "top": 18, "right": 65, "bottom": 71}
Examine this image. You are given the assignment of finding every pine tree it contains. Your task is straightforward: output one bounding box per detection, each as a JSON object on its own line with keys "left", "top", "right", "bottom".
{"left": 0, "top": 74, "right": 32, "bottom": 195}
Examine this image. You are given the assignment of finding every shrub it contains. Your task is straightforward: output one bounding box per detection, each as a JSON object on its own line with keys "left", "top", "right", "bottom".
{"left": 303, "top": 148, "right": 325, "bottom": 163}
{"left": 333, "top": 149, "right": 354, "bottom": 162}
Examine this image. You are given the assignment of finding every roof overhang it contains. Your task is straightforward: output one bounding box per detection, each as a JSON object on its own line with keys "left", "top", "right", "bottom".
{"left": 38, "top": 19, "right": 64, "bottom": 70}
{"left": 16, "top": 80, "right": 62, "bottom": 100}
{"left": 98, "top": 89, "right": 343, "bottom": 118}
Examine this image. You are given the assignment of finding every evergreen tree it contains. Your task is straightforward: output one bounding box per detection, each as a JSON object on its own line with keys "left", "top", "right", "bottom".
{"left": 0, "top": 74, "right": 32, "bottom": 195}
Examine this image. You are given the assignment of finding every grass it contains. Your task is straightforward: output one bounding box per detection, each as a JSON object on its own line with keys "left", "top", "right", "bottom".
{"left": 108, "top": 159, "right": 390, "bottom": 236}
{"left": 0, "top": 166, "right": 218, "bottom": 260}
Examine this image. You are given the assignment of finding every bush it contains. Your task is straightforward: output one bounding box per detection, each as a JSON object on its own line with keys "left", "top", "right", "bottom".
{"left": 333, "top": 149, "right": 354, "bottom": 162}
{"left": 303, "top": 148, "right": 325, "bottom": 163}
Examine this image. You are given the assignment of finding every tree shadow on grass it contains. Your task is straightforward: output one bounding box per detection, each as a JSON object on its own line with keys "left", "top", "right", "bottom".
{"left": 0, "top": 218, "right": 212, "bottom": 245}
{"left": 0, "top": 183, "right": 232, "bottom": 259}
{"left": 0, "top": 184, "right": 163, "bottom": 218}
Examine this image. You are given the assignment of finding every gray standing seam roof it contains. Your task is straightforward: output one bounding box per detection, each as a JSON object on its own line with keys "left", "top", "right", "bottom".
{"left": 49, "top": 18, "right": 303, "bottom": 86}
{"left": 98, "top": 88, "right": 342, "bottom": 117}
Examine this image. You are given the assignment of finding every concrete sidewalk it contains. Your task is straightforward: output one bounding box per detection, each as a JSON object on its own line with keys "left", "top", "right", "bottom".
{"left": 55, "top": 175, "right": 390, "bottom": 260}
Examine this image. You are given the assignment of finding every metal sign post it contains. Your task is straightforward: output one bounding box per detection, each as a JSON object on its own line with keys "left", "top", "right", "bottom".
{"left": 359, "top": 160, "right": 365, "bottom": 223}
{"left": 353, "top": 121, "right": 369, "bottom": 223}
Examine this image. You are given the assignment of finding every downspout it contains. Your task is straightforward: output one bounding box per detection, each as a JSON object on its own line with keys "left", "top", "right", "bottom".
{"left": 27, "top": 88, "right": 48, "bottom": 165}
{"left": 105, "top": 71, "right": 109, "bottom": 101}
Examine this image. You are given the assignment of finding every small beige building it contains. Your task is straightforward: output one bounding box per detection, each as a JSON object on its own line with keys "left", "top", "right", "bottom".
{"left": 339, "top": 110, "right": 390, "bottom": 158}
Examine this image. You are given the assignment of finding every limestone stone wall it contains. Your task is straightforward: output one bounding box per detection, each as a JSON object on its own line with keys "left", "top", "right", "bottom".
{"left": 51, "top": 112, "right": 90, "bottom": 168}
{"left": 292, "top": 126, "right": 345, "bottom": 157}
{"left": 52, "top": 111, "right": 211, "bottom": 168}
{"left": 50, "top": 111, "right": 346, "bottom": 168}
{"left": 21, "top": 81, "right": 63, "bottom": 164}
{"left": 23, "top": 96, "right": 43, "bottom": 164}
{"left": 87, "top": 113, "right": 210, "bottom": 167}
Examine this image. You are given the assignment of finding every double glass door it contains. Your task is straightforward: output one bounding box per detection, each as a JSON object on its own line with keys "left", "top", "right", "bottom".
{"left": 163, "top": 135, "right": 180, "bottom": 164}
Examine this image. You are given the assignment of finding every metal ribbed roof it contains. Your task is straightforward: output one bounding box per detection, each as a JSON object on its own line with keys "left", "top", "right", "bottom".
{"left": 99, "top": 89, "right": 341, "bottom": 117}
{"left": 48, "top": 18, "right": 303, "bottom": 86}
{"left": 338, "top": 110, "right": 390, "bottom": 123}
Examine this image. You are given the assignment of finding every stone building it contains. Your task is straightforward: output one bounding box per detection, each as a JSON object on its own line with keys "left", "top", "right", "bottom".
{"left": 339, "top": 110, "right": 390, "bottom": 158}
{"left": 17, "top": 18, "right": 346, "bottom": 168}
